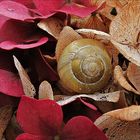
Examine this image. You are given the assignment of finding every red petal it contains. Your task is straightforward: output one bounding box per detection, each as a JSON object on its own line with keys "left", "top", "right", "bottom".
{"left": 14, "top": 0, "right": 35, "bottom": 9}
{"left": 80, "top": 98, "right": 97, "bottom": 110}
{"left": 0, "top": 69, "right": 24, "bottom": 97}
{"left": 16, "top": 133, "right": 49, "bottom": 140}
{"left": 17, "top": 96, "right": 63, "bottom": 136}
{"left": 0, "top": 37, "right": 48, "bottom": 50}
{"left": 0, "top": 0, "right": 34, "bottom": 21}
{"left": 61, "top": 116, "right": 107, "bottom": 140}
{"left": 0, "top": 19, "right": 48, "bottom": 50}
{"left": 57, "top": 3, "right": 97, "bottom": 17}
{"left": 33, "top": 0, "right": 64, "bottom": 16}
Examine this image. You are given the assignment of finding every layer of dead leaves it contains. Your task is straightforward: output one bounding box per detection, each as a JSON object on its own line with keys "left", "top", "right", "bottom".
{"left": 0, "top": 0, "right": 140, "bottom": 140}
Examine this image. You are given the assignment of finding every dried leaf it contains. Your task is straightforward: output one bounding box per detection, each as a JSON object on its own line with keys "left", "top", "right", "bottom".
{"left": 76, "top": 29, "right": 110, "bottom": 43}
{"left": 57, "top": 91, "right": 120, "bottom": 106}
{"left": 72, "top": 15, "right": 107, "bottom": 32}
{"left": 127, "top": 63, "right": 140, "bottom": 93}
{"left": 111, "top": 40, "right": 140, "bottom": 66}
{"left": 106, "top": 0, "right": 129, "bottom": 12}
{"left": 114, "top": 65, "right": 140, "bottom": 95}
{"left": 38, "top": 17, "right": 64, "bottom": 39}
{"left": 55, "top": 26, "right": 82, "bottom": 61}
{"left": 95, "top": 115, "right": 140, "bottom": 140}
{"left": 0, "top": 105, "right": 13, "bottom": 140}
{"left": 38, "top": 81, "right": 54, "bottom": 100}
{"left": 99, "top": 5, "right": 115, "bottom": 21}
{"left": 105, "top": 105, "right": 140, "bottom": 121}
{"left": 110, "top": 0, "right": 140, "bottom": 46}
{"left": 5, "top": 115, "right": 23, "bottom": 140}
{"left": 13, "top": 56, "right": 36, "bottom": 97}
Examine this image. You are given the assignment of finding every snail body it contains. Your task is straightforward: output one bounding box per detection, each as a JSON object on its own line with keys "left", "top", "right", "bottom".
{"left": 57, "top": 39, "right": 112, "bottom": 94}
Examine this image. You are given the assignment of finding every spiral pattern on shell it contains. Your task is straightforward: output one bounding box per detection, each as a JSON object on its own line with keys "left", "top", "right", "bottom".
{"left": 57, "top": 39, "right": 112, "bottom": 94}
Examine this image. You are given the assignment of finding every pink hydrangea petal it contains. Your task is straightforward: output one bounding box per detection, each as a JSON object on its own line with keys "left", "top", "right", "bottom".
{"left": 0, "top": 69, "right": 24, "bottom": 97}
{"left": 0, "top": 37, "right": 48, "bottom": 50}
{"left": 33, "top": 0, "right": 64, "bottom": 16}
{"left": 0, "top": 19, "right": 48, "bottom": 50}
{"left": 56, "top": 3, "right": 97, "bottom": 17}
{"left": 80, "top": 98, "right": 97, "bottom": 110}
{"left": 16, "top": 133, "right": 49, "bottom": 140}
{"left": 17, "top": 96, "right": 63, "bottom": 136}
{"left": 0, "top": 0, "right": 35, "bottom": 21}
{"left": 61, "top": 116, "right": 107, "bottom": 140}
{"left": 14, "top": 0, "right": 36, "bottom": 9}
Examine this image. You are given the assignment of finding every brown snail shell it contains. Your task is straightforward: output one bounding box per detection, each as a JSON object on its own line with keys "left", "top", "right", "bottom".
{"left": 57, "top": 39, "right": 112, "bottom": 94}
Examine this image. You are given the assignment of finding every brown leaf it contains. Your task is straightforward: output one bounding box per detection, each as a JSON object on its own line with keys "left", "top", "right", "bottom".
{"left": 5, "top": 115, "right": 23, "bottom": 140}
{"left": 57, "top": 91, "right": 120, "bottom": 106}
{"left": 110, "top": 0, "right": 140, "bottom": 46}
{"left": 38, "top": 17, "right": 64, "bottom": 39}
{"left": 72, "top": 15, "right": 107, "bottom": 32}
{"left": 99, "top": 5, "right": 115, "bottom": 21}
{"left": 114, "top": 65, "right": 140, "bottom": 95}
{"left": 55, "top": 26, "right": 82, "bottom": 61}
{"left": 0, "top": 105, "right": 13, "bottom": 140}
{"left": 127, "top": 63, "right": 140, "bottom": 93}
{"left": 76, "top": 29, "right": 110, "bottom": 43}
{"left": 105, "top": 105, "right": 140, "bottom": 121}
{"left": 111, "top": 40, "right": 140, "bottom": 66}
{"left": 95, "top": 115, "right": 140, "bottom": 140}
{"left": 106, "top": 0, "right": 129, "bottom": 12}
{"left": 13, "top": 56, "right": 36, "bottom": 97}
{"left": 38, "top": 81, "right": 54, "bottom": 100}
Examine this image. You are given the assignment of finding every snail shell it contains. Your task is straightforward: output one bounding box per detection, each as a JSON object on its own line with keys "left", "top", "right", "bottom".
{"left": 57, "top": 39, "right": 112, "bottom": 94}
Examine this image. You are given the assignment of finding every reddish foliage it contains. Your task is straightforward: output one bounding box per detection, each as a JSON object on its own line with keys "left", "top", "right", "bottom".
{"left": 16, "top": 96, "right": 107, "bottom": 140}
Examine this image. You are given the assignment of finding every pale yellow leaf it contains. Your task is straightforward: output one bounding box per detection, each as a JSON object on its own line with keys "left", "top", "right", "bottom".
{"left": 127, "top": 63, "right": 140, "bottom": 93}
{"left": 39, "top": 81, "right": 54, "bottom": 100}
{"left": 57, "top": 91, "right": 120, "bottom": 105}
{"left": 13, "top": 56, "right": 36, "bottom": 97}
{"left": 114, "top": 65, "right": 140, "bottom": 95}
{"left": 105, "top": 105, "right": 140, "bottom": 121}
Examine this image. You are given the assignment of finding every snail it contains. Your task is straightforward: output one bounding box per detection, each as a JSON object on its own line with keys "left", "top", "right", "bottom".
{"left": 57, "top": 39, "right": 112, "bottom": 94}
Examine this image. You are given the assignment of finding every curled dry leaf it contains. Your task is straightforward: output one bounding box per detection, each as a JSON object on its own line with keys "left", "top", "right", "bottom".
{"left": 110, "top": 1, "right": 140, "bottom": 66}
{"left": 114, "top": 65, "right": 140, "bottom": 95}
{"left": 127, "top": 62, "right": 140, "bottom": 93}
{"left": 105, "top": 105, "right": 140, "bottom": 121}
{"left": 0, "top": 105, "right": 13, "bottom": 140}
{"left": 99, "top": 5, "right": 115, "bottom": 21}
{"left": 72, "top": 15, "right": 107, "bottom": 32}
{"left": 5, "top": 115, "right": 23, "bottom": 140}
{"left": 106, "top": 0, "right": 129, "bottom": 12}
{"left": 76, "top": 29, "right": 110, "bottom": 43}
{"left": 57, "top": 91, "right": 120, "bottom": 106}
{"left": 110, "top": 0, "right": 140, "bottom": 46}
{"left": 37, "top": 16, "right": 64, "bottom": 40}
{"left": 55, "top": 26, "right": 82, "bottom": 61}
{"left": 13, "top": 56, "right": 36, "bottom": 97}
{"left": 111, "top": 40, "right": 140, "bottom": 66}
{"left": 38, "top": 81, "right": 54, "bottom": 100}
{"left": 95, "top": 115, "right": 140, "bottom": 140}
